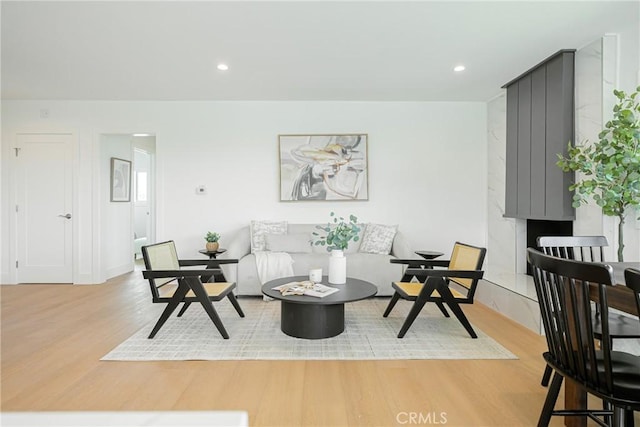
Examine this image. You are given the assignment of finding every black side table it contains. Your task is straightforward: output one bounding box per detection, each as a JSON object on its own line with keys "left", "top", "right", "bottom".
{"left": 198, "top": 249, "right": 227, "bottom": 282}
{"left": 198, "top": 249, "right": 227, "bottom": 259}
{"left": 415, "top": 250, "right": 444, "bottom": 260}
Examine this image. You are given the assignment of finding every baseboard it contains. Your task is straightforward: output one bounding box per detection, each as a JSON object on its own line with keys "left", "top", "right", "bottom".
{"left": 1, "top": 271, "right": 15, "bottom": 284}
{"left": 105, "top": 262, "right": 134, "bottom": 281}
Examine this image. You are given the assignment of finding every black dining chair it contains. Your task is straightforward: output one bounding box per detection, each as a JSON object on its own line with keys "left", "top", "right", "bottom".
{"left": 537, "top": 235, "right": 608, "bottom": 262}
{"left": 624, "top": 268, "right": 640, "bottom": 322}
{"left": 537, "top": 236, "right": 640, "bottom": 387}
{"left": 528, "top": 248, "right": 640, "bottom": 427}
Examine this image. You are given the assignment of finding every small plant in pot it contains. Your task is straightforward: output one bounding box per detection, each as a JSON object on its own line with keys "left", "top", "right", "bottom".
{"left": 205, "top": 231, "right": 220, "bottom": 252}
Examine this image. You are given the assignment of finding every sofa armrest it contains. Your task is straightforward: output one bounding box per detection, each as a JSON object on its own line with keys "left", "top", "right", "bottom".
{"left": 218, "top": 226, "right": 251, "bottom": 282}
{"left": 391, "top": 231, "right": 414, "bottom": 259}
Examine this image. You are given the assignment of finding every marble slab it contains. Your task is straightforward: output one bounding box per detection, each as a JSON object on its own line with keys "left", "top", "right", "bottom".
{"left": 0, "top": 411, "right": 249, "bottom": 427}
{"left": 476, "top": 277, "right": 542, "bottom": 334}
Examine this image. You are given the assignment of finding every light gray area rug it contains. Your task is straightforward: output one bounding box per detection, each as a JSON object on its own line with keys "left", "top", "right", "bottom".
{"left": 102, "top": 297, "right": 517, "bottom": 361}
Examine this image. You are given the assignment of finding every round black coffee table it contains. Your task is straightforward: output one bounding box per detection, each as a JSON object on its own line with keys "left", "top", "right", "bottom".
{"left": 262, "top": 276, "right": 377, "bottom": 339}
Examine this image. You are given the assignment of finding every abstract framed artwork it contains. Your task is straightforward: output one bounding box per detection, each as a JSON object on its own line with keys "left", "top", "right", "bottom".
{"left": 110, "top": 157, "right": 131, "bottom": 202}
{"left": 279, "top": 134, "right": 368, "bottom": 201}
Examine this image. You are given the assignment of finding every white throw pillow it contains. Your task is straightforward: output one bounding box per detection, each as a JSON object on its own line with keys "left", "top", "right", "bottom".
{"left": 250, "top": 220, "right": 288, "bottom": 252}
{"left": 358, "top": 223, "right": 398, "bottom": 255}
{"left": 265, "top": 233, "right": 312, "bottom": 253}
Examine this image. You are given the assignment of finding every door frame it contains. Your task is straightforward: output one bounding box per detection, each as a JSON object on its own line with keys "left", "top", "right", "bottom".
{"left": 132, "top": 146, "right": 157, "bottom": 253}
{"left": 131, "top": 136, "right": 157, "bottom": 249}
{"left": 9, "top": 131, "right": 78, "bottom": 284}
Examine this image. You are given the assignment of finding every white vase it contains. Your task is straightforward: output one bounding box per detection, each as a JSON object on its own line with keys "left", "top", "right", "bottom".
{"left": 328, "top": 249, "right": 347, "bottom": 284}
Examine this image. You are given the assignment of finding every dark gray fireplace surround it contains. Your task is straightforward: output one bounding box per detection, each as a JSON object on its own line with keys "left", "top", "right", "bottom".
{"left": 502, "top": 49, "right": 576, "bottom": 222}
{"left": 502, "top": 50, "right": 577, "bottom": 273}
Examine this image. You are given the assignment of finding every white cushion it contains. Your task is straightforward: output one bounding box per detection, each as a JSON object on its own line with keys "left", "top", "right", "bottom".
{"left": 358, "top": 223, "right": 398, "bottom": 255}
{"left": 265, "top": 233, "right": 312, "bottom": 253}
{"left": 250, "top": 220, "right": 287, "bottom": 252}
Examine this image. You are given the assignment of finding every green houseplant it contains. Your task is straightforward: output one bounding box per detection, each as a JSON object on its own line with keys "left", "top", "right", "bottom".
{"left": 205, "top": 231, "right": 220, "bottom": 252}
{"left": 557, "top": 86, "right": 640, "bottom": 261}
{"left": 313, "top": 212, "right": 361, "bottom": 251}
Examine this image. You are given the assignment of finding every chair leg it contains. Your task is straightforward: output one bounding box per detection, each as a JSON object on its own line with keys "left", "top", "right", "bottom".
{"left": 227, "top": 293, "right": 245, "bottom": 317}
{"left": 602, "top": 400, "right": 612, "bottom": 426}
{"left": 541, "top": 365, "right": 553, "bottom": 386}
{"left": 149, "top": 282, "right": 190, "bottom": 339}
{"left": 435, "top": 288, "right": 477, "bottom": 338}
{"left": 446, "top": 302, "right": 477, "bottom": 338}
{"left": 177, "top": 302, "right": 191, "bottom": 317}
{"left": 613, "top": 406, "right": 635, "bottom": 427}
{"left": 186, "top": 277, "right": 230, "bottom": 339}
{"left": 435, "top": 301, "right": 450, "bottom": 317}
{"left": 537, "top": 372, "right": 563, "bottom": 427}
{"left": 383, "top": 293, "right": 401, "bottom": 317}
{"left": 397, "top": 299, "right": 428, "bottom": 338}
{"left": 623, "top": 408, "right": 634, "bottom": 427}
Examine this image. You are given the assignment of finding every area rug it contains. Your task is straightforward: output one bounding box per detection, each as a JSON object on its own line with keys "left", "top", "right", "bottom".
{"left": 102, "top": 297, "right": 517, "bottom": 361}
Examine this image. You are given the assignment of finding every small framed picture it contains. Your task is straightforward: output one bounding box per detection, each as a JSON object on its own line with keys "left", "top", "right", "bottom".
{"left": 110, "top": 157, "right": 131, "bottom": 202}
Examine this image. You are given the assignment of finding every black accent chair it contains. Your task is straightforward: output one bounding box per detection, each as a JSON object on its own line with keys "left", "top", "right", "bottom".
{"left": 383, "top": 242, "right": 486, "bottom": 338}
{"left": 528, "top": 248, "right": 640, "bottom": 427}
{"left": 537, "top": 236, "right": 640, "bottom": 387}
{"left": 141, "top": 240, "right": 244, "bottom": 339}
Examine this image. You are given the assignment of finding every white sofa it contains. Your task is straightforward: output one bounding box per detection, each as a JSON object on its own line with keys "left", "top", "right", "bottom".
{"left": 219, "top": 223, "right": 414, "bottom": 296}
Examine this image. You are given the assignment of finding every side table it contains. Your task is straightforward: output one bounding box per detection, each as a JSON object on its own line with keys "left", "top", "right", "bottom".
{"left": 198, "top": 249, "right": 227, "bottom": 259}
{"left": 415, "top": 250, "right": 444, "bottom": 260}
{"left": 198, "top": 249, "right": 227, "bottom": 282}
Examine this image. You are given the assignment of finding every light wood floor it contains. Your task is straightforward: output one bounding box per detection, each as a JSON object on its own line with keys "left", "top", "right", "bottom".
{"left": 0, "top": 268, "right": 618, "bottom": 426}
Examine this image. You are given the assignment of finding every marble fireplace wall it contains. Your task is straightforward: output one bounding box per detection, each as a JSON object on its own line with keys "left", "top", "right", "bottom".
{"left": 479, "top": 39, "right": 609, "bottom": 331}
{"left": 486, "top": 93, "right": 516, "bottom": 277}
{"left": 485, "top": 37, "right": 611, "bottom": 292}
{"left": 573, "top": 39, "right": 606, "bottom": 240}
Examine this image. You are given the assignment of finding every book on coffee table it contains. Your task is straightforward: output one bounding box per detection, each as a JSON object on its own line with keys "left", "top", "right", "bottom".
{"left": 272, "top": 281, "right": 340, "bottom": 298}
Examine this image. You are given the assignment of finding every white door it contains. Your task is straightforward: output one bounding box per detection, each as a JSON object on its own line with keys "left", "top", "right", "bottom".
{"left": 16, "top": 133, "right": 73, "bottom": 283}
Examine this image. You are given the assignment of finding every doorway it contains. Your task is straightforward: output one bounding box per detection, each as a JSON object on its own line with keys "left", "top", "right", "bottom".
{"left": 99, "top": 134, "right": 156, "bottom": 281}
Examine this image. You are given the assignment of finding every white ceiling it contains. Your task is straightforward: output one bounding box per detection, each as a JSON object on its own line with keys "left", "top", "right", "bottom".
{"left": 2, "top": 1, "right": 638, "bottom": 102}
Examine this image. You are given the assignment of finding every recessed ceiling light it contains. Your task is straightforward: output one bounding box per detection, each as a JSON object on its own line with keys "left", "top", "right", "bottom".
{"left": 454, "top": 65, "right": 466, "bottom": 72}
{"left": 217, "top": 63, "right": 229, "bottom": 71}
{"left": 133, "top": 133, "right": 151, "bottom": 137}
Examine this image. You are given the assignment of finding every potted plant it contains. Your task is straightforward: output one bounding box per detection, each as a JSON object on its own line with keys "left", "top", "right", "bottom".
{"left": 557, "top": 86, "right": 640, "bottom": 261}
{"left": 313, "top": 212, "right": 361, "bottom": 284}
{"left": 313, "top": 212, "right": 361, "bottom": 251}
{"left": 205, "top": 231, "right": 220, "bottom": 252}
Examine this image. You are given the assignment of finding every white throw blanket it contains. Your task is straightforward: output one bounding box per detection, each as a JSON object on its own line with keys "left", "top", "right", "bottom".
{"left": 254, "top": 251, "right": 294, "bottom": 285}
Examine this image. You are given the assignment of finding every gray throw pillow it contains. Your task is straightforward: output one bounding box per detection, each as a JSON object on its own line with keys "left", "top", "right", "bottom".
{"left": 359, "top": 223, "right": 398, "bottom": 255}
{"left": 250, "top": 220, "right": 288, "bottom": 252}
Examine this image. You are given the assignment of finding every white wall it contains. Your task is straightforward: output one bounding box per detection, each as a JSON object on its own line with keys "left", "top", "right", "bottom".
{"left": 1, "top": 101, "right": 488, "bottom": 283}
